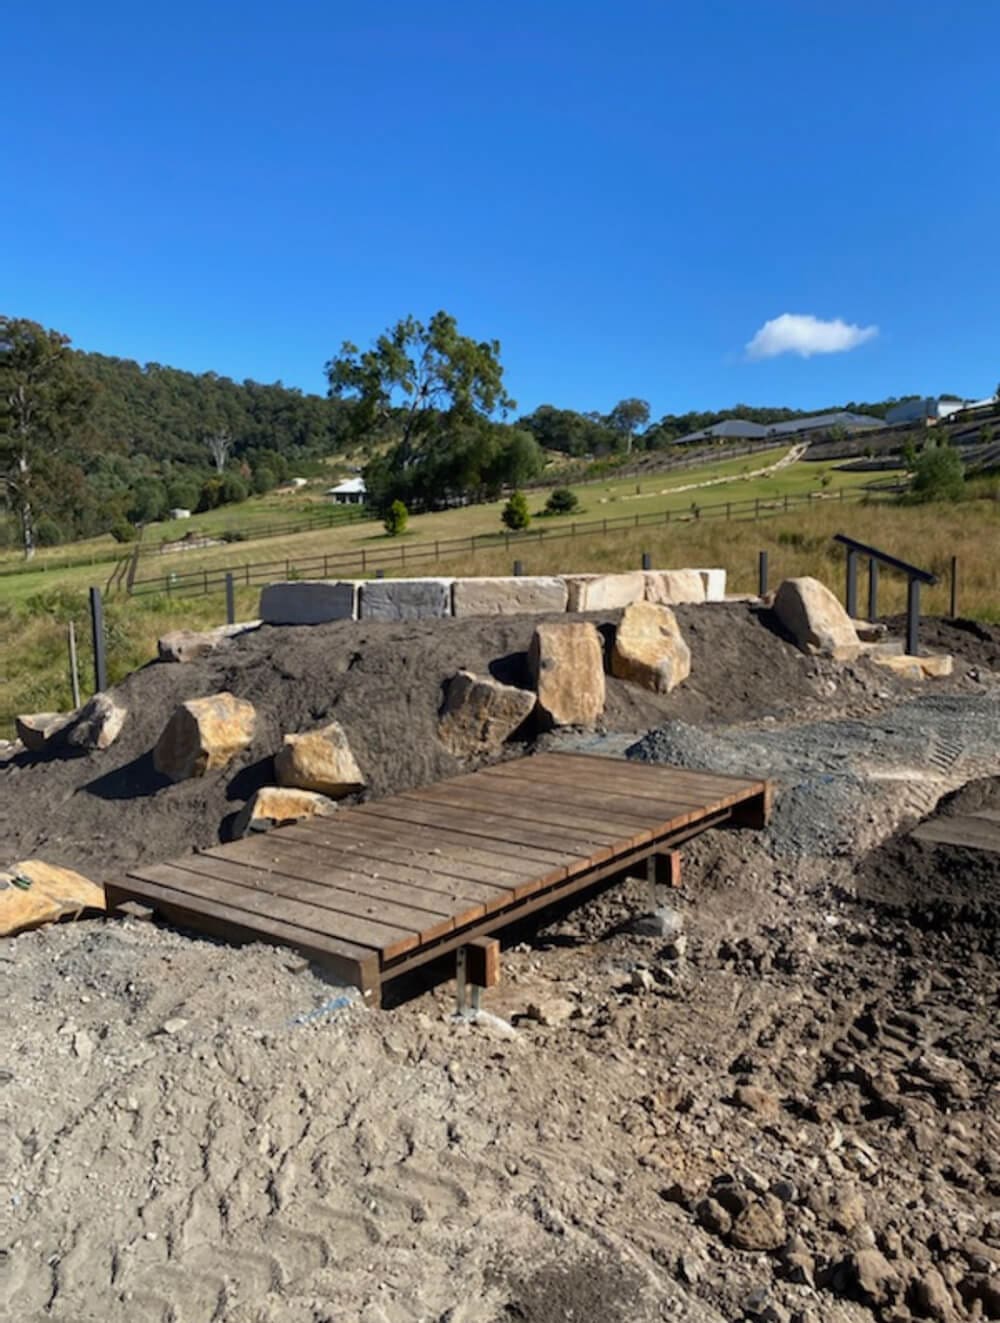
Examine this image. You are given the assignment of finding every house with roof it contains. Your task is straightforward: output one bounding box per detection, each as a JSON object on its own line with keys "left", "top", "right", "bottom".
{"left": 674, "top": 411, "right": 882, "bottom": 445}
{"left": 885, "top": 396, "right": 996, "bottom": 426}
{"left": 326, "top": 477, "right": 367, "bottom": 505}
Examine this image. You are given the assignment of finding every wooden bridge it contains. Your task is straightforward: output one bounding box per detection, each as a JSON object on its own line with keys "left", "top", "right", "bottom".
{"left": 107, "top": 753, "right": 773, "bottom": 1004}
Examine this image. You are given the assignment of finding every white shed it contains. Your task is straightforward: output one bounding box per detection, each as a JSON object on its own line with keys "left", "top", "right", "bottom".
{"left": 326, "top": 477, "right": 367, "bottom": 505}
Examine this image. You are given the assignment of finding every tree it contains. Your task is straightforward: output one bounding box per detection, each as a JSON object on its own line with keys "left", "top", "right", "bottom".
{"left": 0, "top": 316, "right": 95, "bottom": 558}
{"left": 206, "top": 427, "right": 233, "bottom": 473}
{"left": 383, "top": 499, "right": 408, "bottom": 536}
{"left": 545, "top": 486, "right": 579, "bottom": 515}
{"left": 501, "top": 490, "right": 530, "bottom": 530}
{"left": 606, "top": 398, "right": 651, "bottom": 454}
{"left": 909, "top": 442, "right": 965, "bottom": 503}
{"left": 327, "top": 311, "right": 515, "bottom": 467}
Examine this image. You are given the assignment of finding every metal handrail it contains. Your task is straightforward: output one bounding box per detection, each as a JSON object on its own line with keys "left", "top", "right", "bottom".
{"left": 833, "top": 533, "right": 936, "bottom": 655}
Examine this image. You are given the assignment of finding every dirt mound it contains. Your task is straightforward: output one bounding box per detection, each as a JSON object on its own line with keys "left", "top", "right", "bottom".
{"left": 0, "top": 603, "right": 907, "bottom": 883}
{"left": 882, "top": 613, "right": 1000, "bottom": 671}
{"left": 856, "top": 776, "right": 1000, "bottom": 936}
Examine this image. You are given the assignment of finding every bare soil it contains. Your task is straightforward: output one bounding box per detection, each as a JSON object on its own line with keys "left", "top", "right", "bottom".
{"left": 3, "top": 606, "right": 999, "bottom": 1323}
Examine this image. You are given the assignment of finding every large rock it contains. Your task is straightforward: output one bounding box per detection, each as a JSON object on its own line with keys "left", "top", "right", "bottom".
{"left": 65, "top": 692, "right": 127, "bottom": 751}
{"left": 274, "top": 720, "right": 365, "bottom": 798}
{"left": 644, "top": 569, "right": 705, "bottom": 605}
{"left": 773, "top": 576, "right": 861, "bottom": 660}
{"left": 1, "top": 860, "right": 105, "bottom": 937}
{"left": 529, "top": 621, "right": 605, "bottom": 728}
{"left": 611, "top": 602, "right": 691, "bottom": 693}
{"left": 153, "top": 692, "right": 257, "bottom": 782}
{"left": 259, "top": 580, "right": 358, "bottom": 625}
{"left": 15, "top": 712, "right": 72, "bottom": 753}
{"left": 158, "top": 620, "right": 261, "bottom": 663}
{"left": 438, "top": 670, "right": 537, "bottom": 755}
{"left": 872, "top": 653, "right": 954, "bottom": 681}
{"left": 359, "top": 577, "right": 453, "bottom": 621}
{"left": 452, "top": 576, "right": 568, "bottom": 617}
{"left": 563, "top": 571, "right": 646, "bottom": 613}
{"left": 233, "top": 786, "right": 336, "bottom": 838}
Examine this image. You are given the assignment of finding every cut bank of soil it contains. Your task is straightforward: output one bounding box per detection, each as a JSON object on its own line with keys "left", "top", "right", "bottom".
{"left": 0, "top": 603, "right": 934, "bottom": 884}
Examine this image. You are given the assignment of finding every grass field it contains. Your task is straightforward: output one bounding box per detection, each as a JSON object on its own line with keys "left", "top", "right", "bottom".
{"left": 3, "top": 487, "right": 997, "bottom": 739}
{"left": 5, "top": 445, "right": 896, "bottom": 607}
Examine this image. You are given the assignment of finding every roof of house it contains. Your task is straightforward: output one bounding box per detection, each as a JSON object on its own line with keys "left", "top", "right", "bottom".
{"left": 675, "top": 411, "right": 883, "bottom": 444}
{"left": 325, "top": 477, "right": 367, "bottom": 495}
{"left": 674, "top": 419, "right": 770, "bottom": 444}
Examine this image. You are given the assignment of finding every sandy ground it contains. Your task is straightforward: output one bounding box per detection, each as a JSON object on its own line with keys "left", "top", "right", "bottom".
{"left": 3, "top": 609, "right": 1000, "bottom": 1322}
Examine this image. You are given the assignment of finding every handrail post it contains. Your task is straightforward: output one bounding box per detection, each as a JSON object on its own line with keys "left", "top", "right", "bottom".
{"left": 225, "top": 572, "right": 235, "bottom": 625}
{"left": 845, "top": 548, "right": 859, "bottom": 619}
{"left": 950, "top": 555, "right": 958, "bottom": 619}
{"left": 867, "top": 558, "right": 878, "bottom": 622}
{"left": 906, "top": 577, "right": 920, "bottom": 655}
{"left": 758, "top": 549, "right": 768, "bottom": 597}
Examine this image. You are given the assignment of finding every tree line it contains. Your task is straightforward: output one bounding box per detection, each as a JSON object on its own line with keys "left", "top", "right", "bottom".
{"left": 1, "top": 310, "right": 952, "bottom": 557}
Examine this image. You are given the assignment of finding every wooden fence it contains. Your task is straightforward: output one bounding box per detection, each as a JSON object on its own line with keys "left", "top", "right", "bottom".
{"left": 129, "top": 485, "right": 872, "bottom": 601}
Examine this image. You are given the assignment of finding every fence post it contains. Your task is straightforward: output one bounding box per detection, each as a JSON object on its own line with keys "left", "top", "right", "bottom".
{"left": 950, "top": 555, "right": 958, "bottom": 618}
{"left": 68, "top": 622, "right": 81, "bottom": 709}
{"left": 513, "top": 560, "right": 523, "bottom": 577}
{"left": 89, "top": 587, "right": 107, "bottom": 694}
{"left": 642, "top": 551, "right": 652, "bottom": 571}
{"left": 376, "top": 568, "right": 385, "bottom": 579}
{"left": 225, "top": 572, "right": 235, "bottom": 625}
{"left": 906, "top": 578, "right": 921, "bottom": 655}
{"left": 867, "top": 559, "right": 879, "bottom": 622}
{"left": 845, "top": 549, "right": 859, "bottom": 619}
{"left": 758, "top": 550, "right": 768, "bottom": 597}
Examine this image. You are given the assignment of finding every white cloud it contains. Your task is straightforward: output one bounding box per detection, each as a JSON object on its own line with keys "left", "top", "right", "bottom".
{"left": 745, "top": 313, "right": 878, "bottom": 360}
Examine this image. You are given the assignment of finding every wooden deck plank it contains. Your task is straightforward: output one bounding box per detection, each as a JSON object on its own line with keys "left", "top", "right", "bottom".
{"left": 283, "top": 817, "right": 534, "bottom": 889}
{"left": 353, "top": 799, "right": 583, "bottom": 868}
{"left": 135, "top": 860, "right": 421, "bottom": 958}
{"left": 233, "top": 831, "right": 503, "bottom": 914}
{"left": 478, "top": 758, "right": 724, "bottom": 810}
{"left": 335, "top": 808, "right": 579, "bottom": 873}
{"left": 106, "top": 874, "right": 380, "bottom": 995}
{"left": 387, "top": 792, "right": 615, "bottom": 858}
{"left": 520, "top": 754, "right": 766, "bottom": 811}
{"left": 475, "top": 762, "right": 712, "bottom": 823}
{"left": 397, "top": 781, "right": 654, "bottom": 845}
{"left": 275, "top": 825, "right": 518, "bottom": 910}
{"left": 179, "top": 851, "right": 464, "bottom": 944}
{"left": 542, "top": 751, "right": 762, "bottom": 793}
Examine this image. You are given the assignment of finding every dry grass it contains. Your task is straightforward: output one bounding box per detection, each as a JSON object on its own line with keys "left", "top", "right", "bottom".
{"left": 2, "top": 495, "right": 997, "bottom": 739}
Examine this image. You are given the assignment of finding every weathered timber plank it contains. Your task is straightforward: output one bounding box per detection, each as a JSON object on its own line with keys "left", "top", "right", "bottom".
{"left": 387, "top": 792, "right": 612, "bottom": 859}
{"left": 515, "top": 755, "right": 767, "bottom": 813}
{"left": 353, "top": 800, "right": 581, "bottom": 870}
{"left": 179, "top": 851, "right": 461, "bottom": 943}
{"left": 542, "top": 752, "right": 763, "bottom": 792}
{"left": 479, "top": 759, "right": 722, "bottom": 811}
{"left": 282, "top": 819, "right": 530, "bottom": 892}
{"left": 134, "top": 861, "right": 420, "bottom": 958}
{"left": 334, "top": 808, "right": 577, "bottom": 871}
{"left": 106, "top": 876, "right": 380, "bottom": 995}
{"left": 398, "top": 782, "right": 651, "bottom": 845}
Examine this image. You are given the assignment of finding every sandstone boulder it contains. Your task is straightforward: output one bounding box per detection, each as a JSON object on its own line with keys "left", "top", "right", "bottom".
{"left": 233, "top": 786, "right": 337, "bottom": 837}
{"left": 65, "top": 692, "right": 127, "bottom": 751}
{"left": 15, "top": 712, "right": 72, "bottom": 754}
{"left": 274, "top": 720, "right": 365, "bottom": 798}
{"left": 694, "top": 567, "right": 727, "bottom": 602}
{"left": 563, "top": 571, "right": 646, "bottom": 612}
{"left": 153, "top": 692, "right": 256, "bottom": 782}
{"left": 773, "top": 576, "right": 861, "bottom": 660}
{"left": 644, "top": 569, "right": 705, "bottom": 606}
{"left": 452, "top": 576, "right": 568, "bottom": 617}
{"left": 438, "top": 670, "right": 536, "bottom": 755}
{"left": 872, "top": 652, "right": 954, "bottom": 681}
{"left": 611, "top": 602, "right": 691, "bottom": 693}
{"left": 1, "top": 859, "right": 105, "bottom": 937}
{"left": 529, "top": 621, "right": 605, "bottom": 728}
{"left": 158, "top": 620, "right": 261, "bottom": 663}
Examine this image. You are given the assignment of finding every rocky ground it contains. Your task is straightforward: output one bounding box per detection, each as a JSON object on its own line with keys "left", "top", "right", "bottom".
{"left": 2, "top": 607, "right": 999, "bottom": 1322}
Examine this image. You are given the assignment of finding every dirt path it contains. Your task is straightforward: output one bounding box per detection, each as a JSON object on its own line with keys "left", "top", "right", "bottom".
{"left": 614, "top": 443, "right": 809, "bottom": 502}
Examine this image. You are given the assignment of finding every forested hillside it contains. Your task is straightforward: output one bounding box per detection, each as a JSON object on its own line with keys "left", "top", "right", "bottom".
{"left": 1, "top": 311, "right": 927, "bottom": 554}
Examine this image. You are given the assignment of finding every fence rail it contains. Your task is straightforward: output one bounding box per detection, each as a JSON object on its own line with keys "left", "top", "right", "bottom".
{"left": 130, "top": 485, "right": 875, "bottom": 601}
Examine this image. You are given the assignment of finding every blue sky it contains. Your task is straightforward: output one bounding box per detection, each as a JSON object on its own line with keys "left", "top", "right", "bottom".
{"left": 4, "top": 1, "right": 998, "bottom": 419}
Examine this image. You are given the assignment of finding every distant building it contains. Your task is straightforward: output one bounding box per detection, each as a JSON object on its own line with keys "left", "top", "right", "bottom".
{"left": 673, "top": 411, "right": 882, "bottom": 446}
{"left": 169, "top": 507, "right": 191, "bottom": 520}
{"left": 326, "top": 477, "right": 367, "bottom": 505}
{"left": 287, "top": 477, "right": 309, "bottom": 488}
{"left": 886, "top": 395, "right": 997, "bottom": 426}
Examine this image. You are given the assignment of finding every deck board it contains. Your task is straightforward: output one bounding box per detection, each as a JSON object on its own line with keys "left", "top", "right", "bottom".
{"left": 111, "top": 753, "right": 772, "bottom": 1002}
